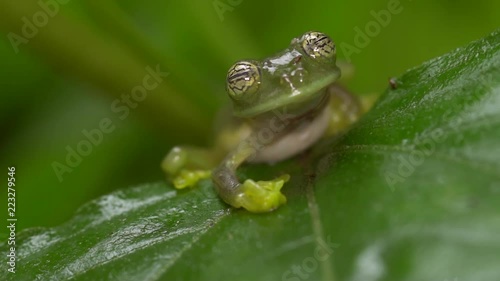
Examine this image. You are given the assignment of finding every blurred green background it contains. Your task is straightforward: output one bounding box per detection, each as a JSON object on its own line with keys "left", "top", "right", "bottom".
{"left": 0, "top": 0, "right": 498, "bottom": 233}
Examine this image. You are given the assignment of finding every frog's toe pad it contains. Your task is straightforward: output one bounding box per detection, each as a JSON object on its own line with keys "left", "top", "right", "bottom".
{"left": 236, "top": 174, "right": 290, "bottom": 212}
{"left": 172, "top": 169, "right": 211, "bottom": 189}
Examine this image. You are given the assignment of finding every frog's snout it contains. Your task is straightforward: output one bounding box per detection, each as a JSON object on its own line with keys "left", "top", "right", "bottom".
{"left": 280, "top": 66, "right": 308, "bottom": 88}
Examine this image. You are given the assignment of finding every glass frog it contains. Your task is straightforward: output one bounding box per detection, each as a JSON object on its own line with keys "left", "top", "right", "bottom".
{"left": 162, "top": 31, "right": 372, "bottom": 213}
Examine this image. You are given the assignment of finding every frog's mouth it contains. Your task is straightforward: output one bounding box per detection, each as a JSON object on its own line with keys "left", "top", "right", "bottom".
{"left": 283, "top": 91, "right": 330, "bottom": 124}
{"left": 233, "top": 68, "right": 340, "bottom": 118}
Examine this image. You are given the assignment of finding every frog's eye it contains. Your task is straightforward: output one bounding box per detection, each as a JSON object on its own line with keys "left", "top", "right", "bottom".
{"left": 226, "top": 61, "right": 261, "bottom": 100}
{"left": 301, "top": 31, "right": 336, "bottom": 59}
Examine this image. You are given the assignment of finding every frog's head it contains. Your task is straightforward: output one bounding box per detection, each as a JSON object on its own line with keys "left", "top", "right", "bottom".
{"left": 226, "top": 31, "right": 340, "bottom": 118}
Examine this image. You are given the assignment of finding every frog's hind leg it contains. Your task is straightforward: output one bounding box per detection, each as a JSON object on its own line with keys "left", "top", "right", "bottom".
{"left": 162, "top": 146, "right": 218, "bottom": 189}
{"left": 326, "top": 83, "right": 377, "bottom": 136}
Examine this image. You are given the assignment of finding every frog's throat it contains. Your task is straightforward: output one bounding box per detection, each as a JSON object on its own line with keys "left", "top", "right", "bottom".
{"left": 249, "top": 92, "right": 331, "bottom": 164}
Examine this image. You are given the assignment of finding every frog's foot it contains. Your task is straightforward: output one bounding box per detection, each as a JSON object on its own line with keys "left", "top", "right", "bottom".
{"left": 162, "top": 146, "right": 214, "bottom": 189}
{"left": 172, "top": 169, "right": 211, "bottom": 189}
{"left": 234, "top": 174, "right": 290, "bottom": 212}
{"left": 162, "top": 147, "right": 188, "bottom": 177}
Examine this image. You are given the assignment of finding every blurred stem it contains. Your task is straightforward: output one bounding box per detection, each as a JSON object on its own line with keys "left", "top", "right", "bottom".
{"left": 83, "top": 0, "right": 218, "bottom": 122}
{"left": 84, "top": 0, "right": 168, "bottom": 70}
{"left": 183, "top": 1, "right": 262, "bottom": 65}
{"left": 0, "top": 1, "right": 210, "bottom": 144}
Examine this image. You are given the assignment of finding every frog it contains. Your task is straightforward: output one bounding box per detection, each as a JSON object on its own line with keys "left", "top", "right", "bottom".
{"left": 162, "top": 31, "right": 372, "bottom": 213}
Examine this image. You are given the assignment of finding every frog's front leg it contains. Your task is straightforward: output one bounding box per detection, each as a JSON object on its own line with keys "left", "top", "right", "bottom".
{"left": 326, "top": 83, "right": 377, "bottom": 135}
{"left": 161, "top": 146, "right": 217, "bottom": 189}
{"left": 212, "top": 139, "right": 289, "bottom": 213}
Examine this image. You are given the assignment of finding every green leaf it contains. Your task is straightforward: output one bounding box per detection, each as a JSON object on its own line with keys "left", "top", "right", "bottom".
{"left": 2, "top": 30, "right": 500, "bottom": 281}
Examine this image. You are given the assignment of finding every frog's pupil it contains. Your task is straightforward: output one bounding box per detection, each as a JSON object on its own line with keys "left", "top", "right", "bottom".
{"left": 302, "top": 32, "right": 335, "bottom": 58}
{"left": 227, "top": 62, "right": 260, "bottom": 98}
{"left": 314, "top": 35, "right": 333, "bottom": 53}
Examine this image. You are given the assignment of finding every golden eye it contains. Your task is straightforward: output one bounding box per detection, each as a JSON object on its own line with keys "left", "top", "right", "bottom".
{"left": 301, "top": 31, "right": 336, "bottom": 59}
{"left": 226, "top": 61, "right": 261, "bottom": 100}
